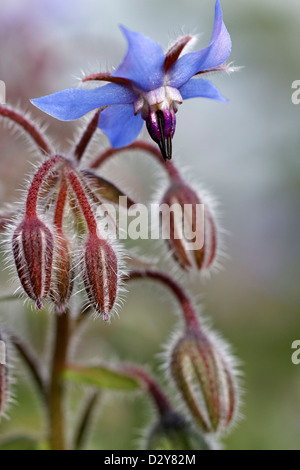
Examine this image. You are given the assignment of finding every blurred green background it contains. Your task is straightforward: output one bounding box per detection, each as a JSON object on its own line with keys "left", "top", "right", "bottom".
{"left": 0, "top": 0, "right": 300, "bottom": 450}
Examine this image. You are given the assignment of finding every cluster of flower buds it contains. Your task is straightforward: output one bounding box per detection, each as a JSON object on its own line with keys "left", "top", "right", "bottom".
{"left": 87, "top": 140, "right": 220, "bottom": 274}
{"left": 2, "top": 100, "right": 221, "bottom": 323}
{"left": 9, "top": 153, "right": 124, "bottom": 320}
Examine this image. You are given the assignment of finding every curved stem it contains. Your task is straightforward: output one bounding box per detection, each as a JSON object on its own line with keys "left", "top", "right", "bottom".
{"left": 121, "top": 364, "right": 172, "bottom": 418}
{"left": 25, "top": 155, "right": 66, "bottom": 218}
{"left": 54, "top": 180, "right": 68, "bottom": 230}
{"left": 74, "top": 391, "right": 100, "bottom": 450}
{"left": 66, "top": 168, "right": 98, "bottom": 235}
{"left": 48, "top": 310, "right": 70, "bottom": 450}
{"left": 74, "top": 110, "right": 101, "bottom": 162}
{"left": 10, "top": 332, "right": 47, "bottom": 401}
{"left": 0, "top": 105, "right": 53, "bottom": 154}
{"left": 89, "top": 140, "right": 182, "bottom": 182}
{"left": 126, "top": 270, "right": 199, "bottom": 330}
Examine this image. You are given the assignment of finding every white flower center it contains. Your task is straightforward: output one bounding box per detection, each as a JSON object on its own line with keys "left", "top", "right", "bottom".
{"left": 133, "top": 86, "right": 182, "bottom": 117}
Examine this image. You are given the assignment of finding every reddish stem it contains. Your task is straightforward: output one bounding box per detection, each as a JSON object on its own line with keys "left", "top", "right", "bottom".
{"left": 66, "top": 168, "right": 98, "bottom": 235}
{"left": 122, "top": 364, "right": 172, "bottom": 418}
{"left": 126, "top": 270, "right": 199, "bottom": 330}
{"left": 0, "top": 105, "right": 52, "bottom": 154}
{"left": 74, "top": 110, "right": 101, "bottom": 162}
{"left": 89, "top": 140, "right": 182, "bottom": 182}
{"left": 25, "top": 155, "right": 66, "bottom": 218}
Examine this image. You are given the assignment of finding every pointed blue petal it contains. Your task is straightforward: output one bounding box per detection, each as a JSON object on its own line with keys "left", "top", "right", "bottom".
{"left": 180, "top": 78, "right": 227, "bottom": 103}
{"left": 112, "top": 26, "right": 165, "bottom": 92}
{"left": 98, "top": 104, "right": 144, "bottom": 148}
{"left": 31, "top": 84, "right": 137, "bottom": 121}
{"left": 168, "top": 0, "right": 231, "bottom": 89}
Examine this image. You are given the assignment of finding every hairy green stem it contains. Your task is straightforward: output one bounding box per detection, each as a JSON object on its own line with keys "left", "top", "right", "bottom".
{"left": 48, "top": 311, "right": 70, "bottom": 450}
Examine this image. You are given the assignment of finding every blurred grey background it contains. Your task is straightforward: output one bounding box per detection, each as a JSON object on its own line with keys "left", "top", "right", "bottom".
{"left": 0, "top": 0, "right": 300, "bottom": 450}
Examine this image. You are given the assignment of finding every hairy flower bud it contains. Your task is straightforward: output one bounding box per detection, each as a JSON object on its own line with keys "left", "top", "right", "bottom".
{"left": 50, "top": 233, "right": 74, "bottom": 314}
{"left": 12, "top": 217, "right": 54, "bottom": 308}
{"left": 161, "top": 181, "right": 217, "bottom": 271}
{"left": 0, "top": 331, "right": 9, "bottom": 418}
{"left": 145, "top": 411, "right": 210, "bottom": 450}
{"left": 82, "top": 234, "right": 119, "bottom": 321}
{"left": 170, "top": 327, "right": 238, "bottom": 434}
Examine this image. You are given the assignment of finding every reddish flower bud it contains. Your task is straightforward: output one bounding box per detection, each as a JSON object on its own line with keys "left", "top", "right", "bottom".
{"left": 160, "top": 181, "right": 217, "bottom": 271}
{"left": 145, "top": 411, "right": 210, "bottom": 450}
{"left": 0, "top": 331, "right": 9, "bottom": 418}
{"left": 170, "top": 326, "right": 238, "bottom": 434}
{"left": 12, "top": 217, "right": 54, "bottom": 308}
{"left": 82, "top": 234, "right": 119, "bottom": 321}
{"left": 50, "top": 234, "right": 74, "bottom": 314}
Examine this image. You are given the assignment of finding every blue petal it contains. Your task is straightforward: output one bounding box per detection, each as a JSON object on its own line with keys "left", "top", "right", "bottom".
{"left": 180, "top": 78, "right": 227, "bottom": 103}
{"left": 31, "top": 84, "right": 137, "bottom": 121}
{"left": 168, "top": 0, "right": 231, "bottom": 89}
{"left": 98, "top": 104, "right": 144, "bottom": 148}
{"left": 112, "top": 26, "right": 165, "bottom": 92}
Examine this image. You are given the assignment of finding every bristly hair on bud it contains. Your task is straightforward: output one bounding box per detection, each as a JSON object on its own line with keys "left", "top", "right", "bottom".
{"left": 166, "top": 323, "right": 242, "bottom": 436}
{"left": 49, "top": 181, "right": 74, "bottom": 314}
{"left": 50, "top": 232, "right": 74, "bottom": 314}
{"left": 65, "top": 167, "right": 126, "bottom": 321}
{"left": 81, "top": 233, "right": 122, "bottom": 322}
{"left": 12, "top": 216, "right": 54, "bottom": 309}
{"left": 159, "top": 174, "right": 221, "bottom": 274}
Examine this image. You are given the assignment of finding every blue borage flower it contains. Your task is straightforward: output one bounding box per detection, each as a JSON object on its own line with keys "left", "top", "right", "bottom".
{"left": 31, "top": 0, "right": 232, "bottom": 160}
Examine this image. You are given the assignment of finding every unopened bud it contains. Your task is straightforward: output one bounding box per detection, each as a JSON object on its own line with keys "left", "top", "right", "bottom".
{"left": 12, "top": 217, "right": 54, "bottom": 308}
{"left": 170, "top": 327, "right": 238, "bottom": 434}
{"left": 82, "top": 234, "right": 119, "bottom": 321}
{"left": 50, "top": 233, "right": 74, "bottom": 313}
{"left": 161, "top": 181, "right": 217, "bottom": 271}
{"left": 0, "top": 331, "right": 9, "bottom": 418}
{"left": 145, "top": 411, "right": 210, "bottom": 450}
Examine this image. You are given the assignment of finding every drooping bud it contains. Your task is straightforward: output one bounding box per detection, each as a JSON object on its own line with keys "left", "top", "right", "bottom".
{"left": 82, "top": 234, "right": 119, "bottom": 321}
{"left": 145, "top": 411, "right": 210, "bottom": 450}
{"left": 12, "top": 217, "right": 54, "bottom": 308}
{"left": 160, "top": 180, "right": 217, "bottom": 271}
{"left": 50, "top": 180, "right": 74, "bottom": 313}
{"left": 50, "top": 233, "right": 74, "bottom": 314}
{"left": 170, "top": 326, "right": 238, "bottom": 434}
{"left": 0, "top": 331, "right": 9, "bottom": 418}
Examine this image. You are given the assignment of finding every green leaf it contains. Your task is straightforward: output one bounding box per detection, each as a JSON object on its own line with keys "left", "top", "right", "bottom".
{"left": 64, "top": 365, "right": 140, "bottom": 391}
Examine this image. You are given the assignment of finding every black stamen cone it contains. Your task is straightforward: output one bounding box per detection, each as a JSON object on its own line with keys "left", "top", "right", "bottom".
{"left": 157, "top": 111, "right": 172, "bottom": 161}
